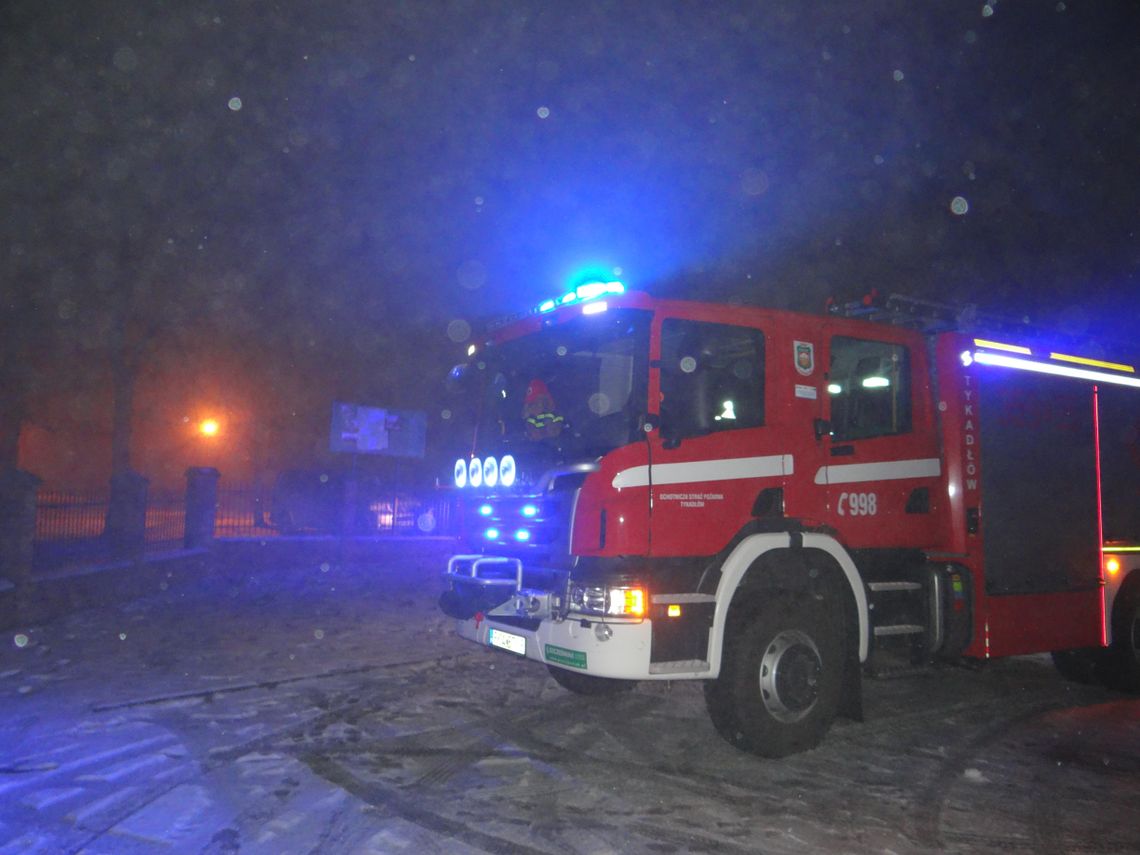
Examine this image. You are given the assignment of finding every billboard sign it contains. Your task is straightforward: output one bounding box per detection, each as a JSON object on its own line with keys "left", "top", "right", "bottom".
{"left": 329, "top": 402, "right": 426, "bottom": 458}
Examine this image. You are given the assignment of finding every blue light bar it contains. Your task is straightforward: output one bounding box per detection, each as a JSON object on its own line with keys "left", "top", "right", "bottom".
{"left": 576, "top": 280, "right": 625, "bottom": 301}
{"left": 484, "top": 527, "right": 500, "bottom": 540}
{"left": 536, "top": 280, "right": 625, "bottom": 314}
{"left": 513, "top": 529, "right": 531, "bottom": 543}
{"left": 478, "top": 503, "right": 493, "bottom": 516}
{"left": 972, "top": 351, "right": 1140, "bottom": 389}
{"left": 521, "top": 504, "right": 538, "bottom": 517}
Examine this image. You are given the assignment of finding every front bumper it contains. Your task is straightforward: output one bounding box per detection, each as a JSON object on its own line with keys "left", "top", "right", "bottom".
{"left": 443, "top": 552, "right": 714, "bottom": 681}
{"left": 455, "top": 613, "right": 656, "bottom": 679}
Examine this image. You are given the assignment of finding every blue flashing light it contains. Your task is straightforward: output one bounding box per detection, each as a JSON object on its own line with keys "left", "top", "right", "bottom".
{"left": 534, "top": 280, "right": 625, "bottom": 316}
{"left": 521, "top": 504, "right": 538, "bottom": 518}
{"left": 478, "top": 503, "right": 493, "bottom": 516}
{"left": 513, "top": 529, "right": 531, "bottom": 543}
{"left": 484, "top": 527, "right": 500, "bottom": 540}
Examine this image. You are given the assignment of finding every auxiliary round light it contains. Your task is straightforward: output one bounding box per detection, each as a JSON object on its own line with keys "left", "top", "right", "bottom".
{"left": 483, "top": 456, "right": 499, "bottom": 488}
{"left": 454, "top": 458, "right": 468, "bottom": 488}
{"left": 468, "top": 457, "right": 483, "bottom": 488}
{"left": 499, "top": 454, "right": 517, "bottom": 487}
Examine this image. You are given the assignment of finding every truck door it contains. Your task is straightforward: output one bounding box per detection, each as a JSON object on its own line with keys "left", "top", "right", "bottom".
{"left": 820, "top": 329, "right": 942, "bottom": 548}
{"left": 646, "top": 315, "right": 779, "bottom": 556}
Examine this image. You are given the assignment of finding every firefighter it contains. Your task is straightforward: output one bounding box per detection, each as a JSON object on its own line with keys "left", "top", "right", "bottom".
{"left": 523, "top": 378, "right": 564, "bottom": 440}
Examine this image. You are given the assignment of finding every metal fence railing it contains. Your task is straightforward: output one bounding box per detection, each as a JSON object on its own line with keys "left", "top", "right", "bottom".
{"left": 214, "top": 484, "right": 277, "bottom": 538}
{"left": 34, "top": 489, "right": 110, "bottom": 542}
{"left": 144, "top": 490, "right": 186, "bottom": 553}
{"left": 213, "top": 485, "right": 457, "bottom": 537}
{"left": 32, "top": 482, "right": 457, "bottom": 570}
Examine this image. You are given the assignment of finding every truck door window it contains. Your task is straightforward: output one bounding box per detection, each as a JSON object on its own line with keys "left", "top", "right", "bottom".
{"left": 828, "top": 336, "right": 912, "bottom": 441}
{"left": 660, "top": 319, "right": 764, "bottom": 440}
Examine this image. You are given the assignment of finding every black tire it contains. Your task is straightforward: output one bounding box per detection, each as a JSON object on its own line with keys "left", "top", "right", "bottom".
{"left": 546, "top": 665, "right": 636, "bottom": 696}
{"left": 1099, "top": 596, "right": 1140, "bottom": 692}
{"left": 1051, "top": 648, "right": 1101, "bottom": 685}
{"left": 704, "top": 593, "right": 844, "bottom": 758}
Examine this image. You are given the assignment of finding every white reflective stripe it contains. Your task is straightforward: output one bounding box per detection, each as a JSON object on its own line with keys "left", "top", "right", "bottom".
{"left": 813, "top": 457, "right": 941, "bottom": 485}
{"left": 612, "top": 454, "right": 793, "bottom": 490}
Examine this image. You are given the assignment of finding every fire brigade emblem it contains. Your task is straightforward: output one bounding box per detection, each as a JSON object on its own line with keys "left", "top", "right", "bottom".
{"left": 794, "top": 341, "right": 815, "bottom": 376}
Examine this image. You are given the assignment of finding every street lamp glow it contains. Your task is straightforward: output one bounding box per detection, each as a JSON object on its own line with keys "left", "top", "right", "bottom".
{"left": 199, "top": 418, "right": 220, "bottom": 437}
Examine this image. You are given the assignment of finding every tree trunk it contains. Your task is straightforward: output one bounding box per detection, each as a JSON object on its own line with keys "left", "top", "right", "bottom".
{"left": 103, "top": 266, "right": 145, "bottom": 553}
{"left": 0, "top": 383, "right": 23, "bottom": 471}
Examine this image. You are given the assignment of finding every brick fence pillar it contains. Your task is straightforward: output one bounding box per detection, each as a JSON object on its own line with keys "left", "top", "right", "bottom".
{"left": 0, "top": 468, "right": 41, "bottom": 587}
{"left": 185, "top": 467, "right": 220, "bottom": 549}
{"left": 105, "top": 470, "right": 149, "bottom": 561}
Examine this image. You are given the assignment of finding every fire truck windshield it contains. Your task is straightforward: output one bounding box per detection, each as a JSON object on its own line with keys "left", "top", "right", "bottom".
{"left": 475, "top": 308, "right": 651, "bottom": 462}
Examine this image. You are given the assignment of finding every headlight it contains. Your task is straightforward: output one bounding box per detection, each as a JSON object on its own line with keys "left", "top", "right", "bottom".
{"left": 468, "top": 457, "right": 483, "bottom": 488}
{"left": 482, "top": 456, "right": 499, "bottom": 488}
{"left": 568, "top": 583, "right": 646, "bottom": 618}
{"left": 454, "top": 458, "right": 468, "bottom": 488}
{"left": 499, "top": 454, "right": 516, "bottom": 487}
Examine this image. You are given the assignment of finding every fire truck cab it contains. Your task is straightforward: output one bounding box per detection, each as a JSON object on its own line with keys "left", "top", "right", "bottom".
{"left": 439, "top": 283, "right": 1140, "bottom": 757}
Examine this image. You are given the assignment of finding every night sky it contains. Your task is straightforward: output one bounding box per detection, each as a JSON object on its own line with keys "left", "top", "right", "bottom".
{"left": 3, "top": 0, "right": 1138, "bottom": 487}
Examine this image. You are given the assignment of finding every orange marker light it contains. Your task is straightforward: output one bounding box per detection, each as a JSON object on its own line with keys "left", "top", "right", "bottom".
{"left": 199, "top": 418, "right": 220, "bottom": 437}
{"left": 626, "top": 588, "right": 645, "bottom": 617}
{"left": 667, "top": 604, "right": 682, "bottom": 618}
{"left": 1106, "top": 556, "right": 1121, "bottom": 577}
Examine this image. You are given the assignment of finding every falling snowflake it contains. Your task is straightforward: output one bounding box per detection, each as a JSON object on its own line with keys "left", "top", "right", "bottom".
{"left": 447, "top": 319, "right": 472, "bottom": 343}
{"left": 950, "top": 196, "right": 970, "bottom": 215}
{"left": 228, "top": 96, "right": 243, "bottom": 111}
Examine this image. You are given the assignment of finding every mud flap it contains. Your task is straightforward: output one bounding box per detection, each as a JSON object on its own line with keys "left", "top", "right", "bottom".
{"left": 838, "top": 641, "right": 864, "bottom": 722}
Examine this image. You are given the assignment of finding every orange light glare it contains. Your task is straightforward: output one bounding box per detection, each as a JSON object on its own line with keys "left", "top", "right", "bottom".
{"left": 199, "top": 419, "right": 220, "bottom": 437}
{"left": 611, "top": 587, "right": 645, "bottom": 618}
{"left": 1105, "top": 557, "right": 1121, "bottom": 576}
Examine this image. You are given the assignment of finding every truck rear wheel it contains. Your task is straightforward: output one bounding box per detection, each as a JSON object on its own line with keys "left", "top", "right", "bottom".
{"left": 704, "top": 593, "right": 843, "bottom": 758}
{"left": 546, "top": 665, "right": 636, "bottom": 696}
{"left": 1050, "top": 648, "right": 1100, "bottom": 684}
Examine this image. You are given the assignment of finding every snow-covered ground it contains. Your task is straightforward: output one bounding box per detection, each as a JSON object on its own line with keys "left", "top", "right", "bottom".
{"left": 2, "top": 540, "right": 1137, "bottom": 854}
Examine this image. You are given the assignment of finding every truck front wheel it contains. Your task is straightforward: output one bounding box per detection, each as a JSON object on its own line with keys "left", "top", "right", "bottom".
{"left": 1100, "top": 596, "right": 1140, "bottom": 692}
{"left": 704, "top": 593, "right": 843, "bottom": 757}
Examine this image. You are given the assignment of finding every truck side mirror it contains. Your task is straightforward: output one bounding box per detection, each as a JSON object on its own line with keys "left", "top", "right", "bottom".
{"left": 659, "top": 417, "right": 684, "bottom": 449}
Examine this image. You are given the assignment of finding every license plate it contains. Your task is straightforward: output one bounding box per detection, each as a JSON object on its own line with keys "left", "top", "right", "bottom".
{"left": 488, "top": 627, "right": 526, "bottom": 656}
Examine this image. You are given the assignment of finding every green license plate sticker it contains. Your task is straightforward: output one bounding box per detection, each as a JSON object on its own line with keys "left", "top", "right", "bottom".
{"left": 544, "top": 644, "right": 587, "bottom": 669}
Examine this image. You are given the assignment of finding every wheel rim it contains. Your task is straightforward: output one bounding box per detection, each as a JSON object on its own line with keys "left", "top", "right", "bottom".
{"left": 1128, "top": 606, "right": 1140, "bottom": 664}
{"left": 758, "top": 629, "right": 822, "bottom": 723}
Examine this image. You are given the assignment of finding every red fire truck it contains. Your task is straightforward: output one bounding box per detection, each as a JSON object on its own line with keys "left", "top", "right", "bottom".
{"left": 439, "top": 282, "right": 1140, "bottom": 757}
